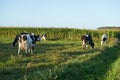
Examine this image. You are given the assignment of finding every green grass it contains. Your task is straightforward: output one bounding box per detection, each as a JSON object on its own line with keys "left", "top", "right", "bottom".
{"left": 0, "top": 37, "right": 120, "bottom": 80}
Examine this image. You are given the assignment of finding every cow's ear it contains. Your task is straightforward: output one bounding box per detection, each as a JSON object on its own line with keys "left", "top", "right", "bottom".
{"left": 23, "top": 36, "right": 27, "bottom": 40}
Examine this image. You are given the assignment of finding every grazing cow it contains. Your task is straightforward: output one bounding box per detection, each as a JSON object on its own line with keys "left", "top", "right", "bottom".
{"left": 41, "top": 34, "right": 47, "bottom": 41}
{"left": 101, "top": 34, "right": 107, "bottom": 46}
{"left": 81, "top": 34, "right": 94, "bottom": 49}
{"left": 12, "top": 33, "right": 40, "bottom": 47}
{"left": 12, "top": 33, "right": 40, "bottom": 56}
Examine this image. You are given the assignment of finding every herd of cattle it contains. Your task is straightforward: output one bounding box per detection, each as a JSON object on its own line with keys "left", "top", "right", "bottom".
{"left": 12, "top": 33, "right": 107, "bottom": 56}
{"left": 81, "top": 34, "right": 107, "bottom": 49}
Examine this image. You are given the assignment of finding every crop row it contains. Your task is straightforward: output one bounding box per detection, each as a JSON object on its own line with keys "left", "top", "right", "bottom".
{"left": 0, "top": 27, "right": 120, "bottom": 40}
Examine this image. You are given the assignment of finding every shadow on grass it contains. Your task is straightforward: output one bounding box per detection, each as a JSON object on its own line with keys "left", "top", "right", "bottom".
{"left": 0, "top": 41, "right": 120, "bottom": 80}
{"left": 0, "top": 67, "right": 25, "bottom": 80}
{"left": 57, "top": 45, "right": 120, "bottom": 80}
{"left": 19, "top": 45, "right": 120, "bottom": 80}
{"left": 62, "top": 48, "right": 101, "bottom": 56}
{"left": 47, "top": 38, "right": 61, "bottom": 41}
{"left": 0, "top": 41, "right": 18, "bottom": 61}
{"left": 35, "top": 41, "right": 79, "bottom": 54}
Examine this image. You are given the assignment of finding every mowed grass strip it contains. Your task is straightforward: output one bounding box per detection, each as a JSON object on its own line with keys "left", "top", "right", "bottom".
{"left": 0, "top": 39, "right": 120, "bottom": 80}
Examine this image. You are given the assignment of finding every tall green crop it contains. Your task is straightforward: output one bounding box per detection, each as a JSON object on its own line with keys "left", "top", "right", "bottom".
{"left": 0, "top": 27, "right": 119, "bottom": 40}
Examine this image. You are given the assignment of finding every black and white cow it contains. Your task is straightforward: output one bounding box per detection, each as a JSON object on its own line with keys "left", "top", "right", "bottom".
{"left": 12, "top": 33, "right": 40, "bottom": 56}
{"left": 101, "top": 34, "right": 107, "bottom": 46}
{"left": 81, "top": 34, "right": 94, "bottom": 49}
{"left": 41, "top": 34, "right": 47, "bottom": 41}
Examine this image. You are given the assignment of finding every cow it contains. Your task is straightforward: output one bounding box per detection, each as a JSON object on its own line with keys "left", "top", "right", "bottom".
{"left": 81, "top": 34, "right": 94, "bottom": 49}
{"left": 12, "top": 33, "right": 40, "bottom": 56}
{"left": 101, "top": 34, "right": 107, "bottom": 46}
{"left": 12, "top": 33, "right": 40, "bottom": 47}
{"left": 41, "top": 34, "right": 47, "bottom": 41}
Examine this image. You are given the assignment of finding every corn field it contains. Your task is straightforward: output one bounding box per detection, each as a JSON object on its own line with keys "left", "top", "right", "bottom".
{"left": 0, "top": 27, "right": 120, "bottom": 40}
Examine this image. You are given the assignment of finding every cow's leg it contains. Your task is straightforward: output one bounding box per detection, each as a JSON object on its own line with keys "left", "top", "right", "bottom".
{"left": 82, "top": 40, "right": 86, "bottom": 49}
{"left": 32, "top": 46, "right": 34, "bottom": 51}
{"left": 101, "top": 41, "right": 103, "bottom": 46}
{"left": 26, "top": 48, "right": 31, "bottom": 57}
{"left": 30, "top": 48, "right": 33, "bottom": 55}
{"left": 25, "top": 48, "right": 28, "bottom": 54}
{"left": 85, "top": 41, "right": 89, "bottom": 49}
{"left": 18, "top": 43, "right": 21, "bottom": 55}
{"left": 29, "top": 48, "right": 32, "bottom": 56}
{"left": 105, "top": 40, "right": 107, "bottom": 44}
{"left": 25, "top": 47, "right": 29, "bottom": 57}
{"left": 18, "top": 48, "right": 20, "bottom": 55}
{"left": 86, "top": 44, "right": 88, "bottom": 49}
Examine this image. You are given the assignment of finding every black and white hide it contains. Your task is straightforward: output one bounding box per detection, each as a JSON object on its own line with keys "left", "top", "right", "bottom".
{"left": 101, "top": 34, "right": 107, "bottom": 46}
{"left": 81, "top": 35, "right": 94, "bottom": 49}
{"left": 12, "top": 33, "right": 40, "bottom": 56}
{"left": 41, "top": 34, "right": 47, "bottom": 41}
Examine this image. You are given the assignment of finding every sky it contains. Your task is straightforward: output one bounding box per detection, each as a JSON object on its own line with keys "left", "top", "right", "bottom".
{"left": 0, "top": 0, "right": 120, "bottom": 29}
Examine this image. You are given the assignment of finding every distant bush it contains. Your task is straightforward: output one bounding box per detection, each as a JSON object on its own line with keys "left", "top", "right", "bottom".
{"left": 98, "top": 26, "right": 120, "bottom": 30}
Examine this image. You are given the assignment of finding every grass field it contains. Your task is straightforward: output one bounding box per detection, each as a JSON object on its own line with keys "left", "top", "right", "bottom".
{"left": 0, "top": 36, "right": 120, "bottom": 80}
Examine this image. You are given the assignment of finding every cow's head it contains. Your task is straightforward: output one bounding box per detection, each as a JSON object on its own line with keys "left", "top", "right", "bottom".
{"left": 81, "top": 35, "right": 87, "bottom": 43}
{"left": 81, "top": 35, "right": 87, "bottom": 49}
{"left": 41, "top": 34, "right": 47, "bottom": 41}
{"left": 41, "top": 34, "right": 47, "bottom": 38}
{"left": 34, "top": 35, "right": 41, "bottom": 41}
{"left": 90, "top": 42, "right": 94, "bottom": 49}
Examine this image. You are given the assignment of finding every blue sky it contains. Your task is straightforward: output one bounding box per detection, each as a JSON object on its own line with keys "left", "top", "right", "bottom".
{"left": 0, "top": 0, "right": 120, "bottom": 29}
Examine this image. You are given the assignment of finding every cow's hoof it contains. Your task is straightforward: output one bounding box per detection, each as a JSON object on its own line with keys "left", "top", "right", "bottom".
{"left": 26, "top": 54, "right": 29, "bottom": 57}
{"left": 26, "top": 53, "right": 31, "bottom": 57}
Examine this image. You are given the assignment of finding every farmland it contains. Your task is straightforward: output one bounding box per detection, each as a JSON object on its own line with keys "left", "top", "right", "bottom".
{"left": 0, "top": 27, "right": 120, "bottom": 80}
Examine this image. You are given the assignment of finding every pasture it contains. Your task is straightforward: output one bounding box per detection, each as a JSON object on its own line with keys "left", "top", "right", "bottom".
{"left": 0, "top": 27, "right": 120, "bottom": 80}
